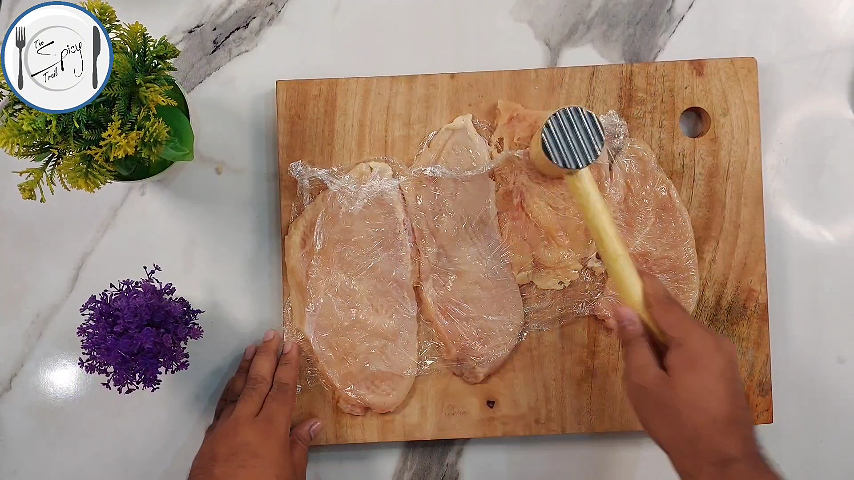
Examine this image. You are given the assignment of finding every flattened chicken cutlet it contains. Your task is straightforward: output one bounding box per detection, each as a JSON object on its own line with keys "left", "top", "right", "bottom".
{"left": 490, "top": 100, "right": 699, "bottom": 324}
{"left": 286, "top": 161, "right": 419, "bottom": 415}
{"left": 403, "top": 114, "right": 525, "bottom": 384}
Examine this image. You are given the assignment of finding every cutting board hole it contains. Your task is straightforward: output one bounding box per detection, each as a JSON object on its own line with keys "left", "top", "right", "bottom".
{"left": 680, "top": 107, "right": 711, "bottom": 138}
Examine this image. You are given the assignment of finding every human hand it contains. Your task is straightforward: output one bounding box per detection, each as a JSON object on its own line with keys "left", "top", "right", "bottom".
{"left": 189, "top": 330, "right": 321, "bottom": 480}
{"left": 613, "top": 273, "right": 778, "bottom": 480}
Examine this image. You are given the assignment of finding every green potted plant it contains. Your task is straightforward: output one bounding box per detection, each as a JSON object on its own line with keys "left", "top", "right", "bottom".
{"left": 0, "top": 1, "right": 194, "bottom": 202}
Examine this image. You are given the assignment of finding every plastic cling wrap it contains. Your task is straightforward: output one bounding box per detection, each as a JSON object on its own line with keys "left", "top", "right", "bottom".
{"left": 402, "top": 114, "right": 525, "bottom": 384}
{"left": 490, "top": 101, "right": 699, "bottom": 329}
{"left": 285, "top": 106, "right": 700, "bottom": 416}
{"left": 285, "top": 160, "right": 419, "bottom": 416}
{"left": 286, "top": 115, "right": 525, "bottom": 404}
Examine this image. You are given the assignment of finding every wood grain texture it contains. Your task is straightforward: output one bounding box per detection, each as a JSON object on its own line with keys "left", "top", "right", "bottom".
{"left": 276, "top": 58, "right": 771, "bottom": 445}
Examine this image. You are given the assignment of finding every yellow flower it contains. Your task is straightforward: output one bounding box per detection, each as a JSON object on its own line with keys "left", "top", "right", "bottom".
{"left": 100, "top": 119, "right": 143, "bottom": 159}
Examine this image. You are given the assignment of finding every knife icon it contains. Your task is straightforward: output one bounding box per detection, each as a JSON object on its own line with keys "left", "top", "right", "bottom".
{"left": 92, "top": 26, "right": 100, "bottom": 89}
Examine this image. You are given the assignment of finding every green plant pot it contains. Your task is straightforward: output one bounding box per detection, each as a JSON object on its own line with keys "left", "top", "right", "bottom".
{"left": 114, "top": 78, "right": 194, "bottom": 183}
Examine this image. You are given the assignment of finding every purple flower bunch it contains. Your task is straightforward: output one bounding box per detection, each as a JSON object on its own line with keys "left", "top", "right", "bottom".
{"left": 77, "top": 265, "right": 203, "bottom": 393}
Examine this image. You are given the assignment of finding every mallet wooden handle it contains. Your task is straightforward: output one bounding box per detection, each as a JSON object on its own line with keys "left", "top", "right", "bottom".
{"left": 529, "top": 118, "right": 666, "bottom": 345}
{"left": 563, "top": 168, "right": 666, "bottom": 344}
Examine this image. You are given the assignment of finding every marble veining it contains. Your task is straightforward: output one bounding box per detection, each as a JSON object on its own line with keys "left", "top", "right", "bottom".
{"left": 0, "top": 187, "right": 132, "bottom": 399}
{"left": 171, "top": 0, "right": 291, "bottom": 92}
{"left": 393, "top": 440, "right": 467, "bottom": 480}
{"left": 513, "top": 0, "right": 695, "bottom": 65}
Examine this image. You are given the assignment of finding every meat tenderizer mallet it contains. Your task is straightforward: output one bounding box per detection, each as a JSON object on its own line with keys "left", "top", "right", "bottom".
{"left": 528, "top": 106, "right": 667, "bottom": 344}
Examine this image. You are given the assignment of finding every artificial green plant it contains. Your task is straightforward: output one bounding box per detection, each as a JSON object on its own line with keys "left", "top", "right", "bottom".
{"left": 0, "top": 0, "right": 194, "bottom": 202}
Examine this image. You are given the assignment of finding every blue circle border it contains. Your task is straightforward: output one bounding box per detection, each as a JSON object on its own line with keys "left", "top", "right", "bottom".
{"left": 1, "top": 1, "right": 115, "bottom": 114}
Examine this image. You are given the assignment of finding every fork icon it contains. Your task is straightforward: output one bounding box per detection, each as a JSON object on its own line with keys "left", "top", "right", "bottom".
{"left": 15, "top": 26, "right": 26, "bottom": 90}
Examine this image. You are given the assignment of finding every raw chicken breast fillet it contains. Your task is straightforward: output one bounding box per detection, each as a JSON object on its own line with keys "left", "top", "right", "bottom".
{"left": 403, "top": 114, "right": 525, "bottom": 384}
{"left": 490, "top": 101, "right": 699, "bottom": 326}
{"left": 286, "top": 162, "right": 418, "bottom": 415}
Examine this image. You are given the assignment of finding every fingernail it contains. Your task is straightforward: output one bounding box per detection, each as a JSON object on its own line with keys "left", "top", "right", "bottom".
{"left": 243, "top": 344, "right": 257, "bottom": 360}
{"left": 604, "top": 318, "right": 617, "bottom": 332}
{"left": 283, "top": 341, "right": 294, "bottom": 355}
{"left": 263, "top": 329, "right": 276, "bottom": 342}
{"left": 309, "top": 421, "right": 323, "bottom": 439}
{"left": 615, "top": 307, "right": 642, "bottom": 335}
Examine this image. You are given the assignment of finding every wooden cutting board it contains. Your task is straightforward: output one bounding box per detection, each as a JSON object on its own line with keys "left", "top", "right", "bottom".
{"left": 276, "top": 58, "right": 771, "bottom": 445}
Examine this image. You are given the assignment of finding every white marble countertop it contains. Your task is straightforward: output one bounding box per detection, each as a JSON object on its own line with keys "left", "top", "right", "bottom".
{"left": 2, "top": 0, "right": 853, "bottom": 478}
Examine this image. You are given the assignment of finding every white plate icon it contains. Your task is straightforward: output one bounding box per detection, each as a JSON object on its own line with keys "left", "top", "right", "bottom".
{"left": 2, "top": 2, "right": 112, "bottom": 113}
{"left": 27, "top": 24, "right": 86, "bottom": 91}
